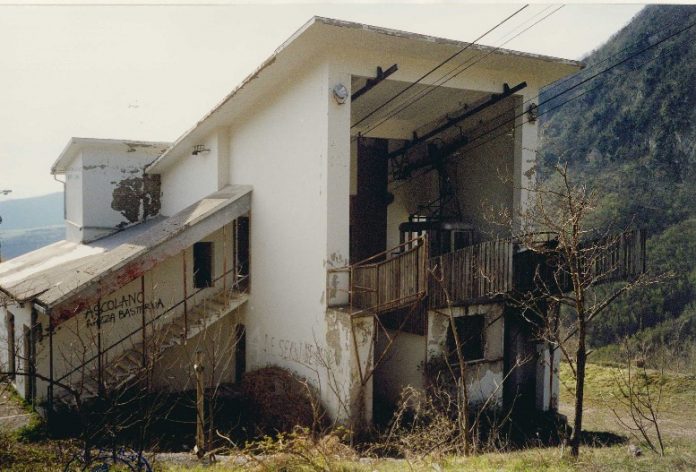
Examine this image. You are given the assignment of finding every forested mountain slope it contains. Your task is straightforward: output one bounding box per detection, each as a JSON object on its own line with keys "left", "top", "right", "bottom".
{"left": 538, "top": 5, "right": 696, "bottom": 349}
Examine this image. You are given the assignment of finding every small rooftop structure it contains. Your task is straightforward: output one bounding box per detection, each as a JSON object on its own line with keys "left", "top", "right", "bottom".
{"left": 50, "top": 138, "right": 171, "bottom": 243}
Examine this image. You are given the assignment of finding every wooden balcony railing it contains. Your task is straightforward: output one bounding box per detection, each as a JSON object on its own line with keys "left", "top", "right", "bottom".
{"left": 350, "top": 237, "right": 428, "bottom": 313}
{"left": 428, "top": 239, "right": 514, "bottom": 308}
{"left": 587, "top": 229, "right": 647, "bottom": 284}
{"left": 335, "top": 229, "right": 645, "bottom": 315}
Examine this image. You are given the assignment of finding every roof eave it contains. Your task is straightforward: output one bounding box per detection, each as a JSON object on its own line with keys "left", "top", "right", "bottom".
{"left": 147, "top": 15, "right": 582, "bottom": 173}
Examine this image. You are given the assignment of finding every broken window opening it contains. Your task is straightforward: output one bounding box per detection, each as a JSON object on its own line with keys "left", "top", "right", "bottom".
{"left": 446, "top": 314, "right": 485, "bottom": 364}
{"left": 193, "top": 241, "right": 214, "bottom": 288}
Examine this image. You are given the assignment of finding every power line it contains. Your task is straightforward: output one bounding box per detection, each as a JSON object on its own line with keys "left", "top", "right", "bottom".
{"left": 351, "top": 4, "right": 530, "bottom": 130}
{"left": 355, "top": 5, "right": 565, "bottom": 139}
{"left": 389, "top": 15, "right": 696, "bottom": 193}
{"left": 449, "top": 10, "right": 696, "bottom": 158}
{"left": 378, "top": 8, "right": 695, "bottom": 168}
{"left": 455, "top": 16, "right": 696, "bottom": 158}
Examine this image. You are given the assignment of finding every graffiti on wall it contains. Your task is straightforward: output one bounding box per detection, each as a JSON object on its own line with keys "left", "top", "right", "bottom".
{"left": 85, "top": 292, "right": 164, "bottom": 327}
{"left": 264, "top": 334, "right": 327, "bottom": 367}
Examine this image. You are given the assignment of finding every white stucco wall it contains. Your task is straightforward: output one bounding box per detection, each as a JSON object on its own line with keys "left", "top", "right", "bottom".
{"left": 65, "top": 154, "right": 84, "bottom": 242}
{"left": 224, "top": 58, "right": 348, "bottom": 417}
{"left": 160, "top": 131, "right": 220, "bottom": 217}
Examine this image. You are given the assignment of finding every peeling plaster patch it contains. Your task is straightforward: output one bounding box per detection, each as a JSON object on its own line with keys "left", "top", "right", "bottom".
{"left": 320, "top": 290, "right": 325, "bottom": 304}
{"left": 328, "top": 273, "right": 339, "bottom": 300}
{"left": 523, "top": 166, "right": 536, "bottom": 179}
{"left": 111, "top": 174, "right": 161, "bottom": 224}
{"left": 125, "top": 142, "right": 157, "bottom": 153}
{"left": 143, "top": 174, "right": 161, "bottom": 217}
{"left": 325, "top": 311, "right": 342, "bottom": 366}
{"left": 112, "top": 178, "right": 143, "bottom": 223}
{"left": 328, "top": 251, "right": 345, "bottom": 266}
{"left": 83, "top": 164, "right": 108, "bottom": 170}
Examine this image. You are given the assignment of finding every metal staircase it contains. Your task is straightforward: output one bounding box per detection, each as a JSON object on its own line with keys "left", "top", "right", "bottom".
{"left": 54, "top": 288, "right": 247, "bottom": 406}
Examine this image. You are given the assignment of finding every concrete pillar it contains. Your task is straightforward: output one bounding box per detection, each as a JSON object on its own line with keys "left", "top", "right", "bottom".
{"left": 535, "top": 343, "right": 551, "bottom": 411}
{"left": 513, "top": 91, "right": 539, "bottom": 230}
{"left": 325, "top": 64, "right": 351, "bottom": 306}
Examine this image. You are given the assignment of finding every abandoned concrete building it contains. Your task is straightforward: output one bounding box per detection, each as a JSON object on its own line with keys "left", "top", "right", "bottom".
{"left": 0, "top": 17, "right": 645, "bottom": 428}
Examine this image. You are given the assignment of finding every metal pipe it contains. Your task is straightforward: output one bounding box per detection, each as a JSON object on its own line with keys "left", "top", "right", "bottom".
{"left": 223, "top": 224, "right": 227, "bottom": 301}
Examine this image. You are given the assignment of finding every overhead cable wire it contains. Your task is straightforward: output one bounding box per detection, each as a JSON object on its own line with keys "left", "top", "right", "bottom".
{"left": 454, "top": 16, "right": 696, "bottom": 157}
{"left": 388, "top": 16, "right": 696, "bottom": 193}
{"left": 448, "top": 11, "right": 696, "bottom": 157}
{"left": 366, "top": 8, "right": 694, "bottom": 155}
{"left": 355, "top": 5, "right": 565, "bottom": 139}
{"left": 351, "top": 4, "right": 530, "bottom": 130}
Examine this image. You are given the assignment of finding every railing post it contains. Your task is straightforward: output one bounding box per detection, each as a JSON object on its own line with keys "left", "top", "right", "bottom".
{"left": 183, "top": 250, "right": 188, "bottom": 339}
{"left": 194, "top": 350, "right": 206, "bottom": 458}
{"left": 48, "top": 313, "right": 54, "bottom": 426}
{"left": 141, "top": 275, "right": 147, "bottom": 368}
{"left": 96, "top": 298, "right": 104, "bottom": 396}
{"left": 223, "top": 224, "right": 228, "bottom": 302}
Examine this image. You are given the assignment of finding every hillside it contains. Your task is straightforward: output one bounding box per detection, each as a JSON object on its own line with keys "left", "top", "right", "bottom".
{"left": 0, "top": 192, "right": 63, "bottom": 230}
{"left": 539, "top": 5, "right": 696, "bottom": 349}
{"left": 0, "top": 193, "right": 64, "bottom": 260}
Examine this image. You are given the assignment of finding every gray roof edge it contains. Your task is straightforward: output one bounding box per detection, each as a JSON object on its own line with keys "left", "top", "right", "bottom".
{"left": 42, "top": 184, "right": 252, "bottom": 313}
{"left": 51, "top": 137, "right": 172, "bottom": 174}
{"left": 147, "top": 15, "right": 581, "bottom": 174}
{"left": 312, "top": 16, "right": 584, "bottom": 68}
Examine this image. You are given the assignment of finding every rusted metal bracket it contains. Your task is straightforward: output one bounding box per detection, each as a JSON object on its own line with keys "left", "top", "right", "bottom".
{"left": 387, "top": 81, "right": 527, "bottom": 161}
{"left": 351, "top": 64, "right": 399, "bottom": 102}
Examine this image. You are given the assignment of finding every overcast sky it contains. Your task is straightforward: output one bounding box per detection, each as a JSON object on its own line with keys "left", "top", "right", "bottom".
{"left": 0, "top": 2, "right": 645, "bottom": 199}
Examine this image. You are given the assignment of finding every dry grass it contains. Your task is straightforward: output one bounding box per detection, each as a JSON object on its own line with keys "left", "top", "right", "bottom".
{"left": 161, "top": 362, "right": 696, "bottom": 471}
{"left": 3, "top": 363, "right": 696, "bottom": 471}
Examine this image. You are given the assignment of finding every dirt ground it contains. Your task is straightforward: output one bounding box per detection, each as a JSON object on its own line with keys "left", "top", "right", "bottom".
{"left": 558, "top": 363, "right": 696, "bottom": 444}
{"left": 0, "top": 386, "right": 31, "bottom": 433}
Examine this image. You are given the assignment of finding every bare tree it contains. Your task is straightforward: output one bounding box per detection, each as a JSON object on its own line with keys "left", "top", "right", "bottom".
{"left": 503, "top": 162, "right": 660, "bottom": 457}
{"left": 608, "top": 336, "right": 668, "bottom": 455}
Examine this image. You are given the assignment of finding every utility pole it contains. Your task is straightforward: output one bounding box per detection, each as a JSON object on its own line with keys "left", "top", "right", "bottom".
{"left": 0, "top": 189, "right": 12, "bottom": 263}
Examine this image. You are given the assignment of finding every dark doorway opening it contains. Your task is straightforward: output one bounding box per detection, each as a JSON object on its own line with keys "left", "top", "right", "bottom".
{"left": 350, "top": 137, "right": 390, "bottom": 264}
{"left": 237, "top": 217, "right": 250, "bottom": 289}
{"left": 193, "top": 241, "right": 214, "bottom": 288}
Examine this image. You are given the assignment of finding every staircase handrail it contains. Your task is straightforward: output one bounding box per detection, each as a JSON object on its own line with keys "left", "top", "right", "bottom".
{"left": 55, "top": 267, "right": 246, "bottom": 384}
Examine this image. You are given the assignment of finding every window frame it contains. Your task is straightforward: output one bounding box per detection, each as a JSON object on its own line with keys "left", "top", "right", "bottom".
{"left": 446, "top": 314, "right": 486, "bottom": 364}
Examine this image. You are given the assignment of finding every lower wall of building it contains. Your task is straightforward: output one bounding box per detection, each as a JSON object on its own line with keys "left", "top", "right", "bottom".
{"left": 151, "top": 307, "right": 244, "bottom": 392}
{"left": 245, "top": 307, "right": 374, "bottom": 428}
{"left": 0, "top": 301, "right": 38, "bottom": 405}
{"left": 374, "top": 330, "right": 425, "bottom": 407}
{"left": 427, "top": 304, "right": 506, "bottom": 408}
